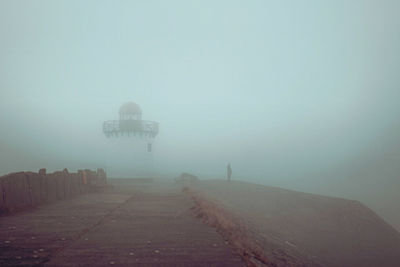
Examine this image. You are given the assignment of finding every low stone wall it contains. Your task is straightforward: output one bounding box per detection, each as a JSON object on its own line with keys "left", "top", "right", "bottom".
{"left": 0, "top": 168, "right": 107, "bottom": 214}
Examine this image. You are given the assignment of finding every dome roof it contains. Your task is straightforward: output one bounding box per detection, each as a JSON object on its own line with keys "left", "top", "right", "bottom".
{"left": 119, "top": 102, "right": 142, "bottom": 115}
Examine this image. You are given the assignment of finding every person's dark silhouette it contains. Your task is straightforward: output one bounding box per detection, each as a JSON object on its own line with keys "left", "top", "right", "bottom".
{"left": 227, "top": 163, "right": 232, "bottom": 182}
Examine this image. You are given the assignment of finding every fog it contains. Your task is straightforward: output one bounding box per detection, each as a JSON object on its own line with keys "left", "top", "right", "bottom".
{"left": 1, "top": 1, "right": 399, "bottom": 229}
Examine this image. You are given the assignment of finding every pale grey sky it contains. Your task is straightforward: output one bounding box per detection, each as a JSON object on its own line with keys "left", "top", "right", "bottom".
{"left": 1, "top": 0, "right": 399, "bottom": 215}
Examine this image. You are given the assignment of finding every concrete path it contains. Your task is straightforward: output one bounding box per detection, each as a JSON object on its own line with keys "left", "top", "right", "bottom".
{"left": 0, "top": 179, "right": 245, "bottom": 267}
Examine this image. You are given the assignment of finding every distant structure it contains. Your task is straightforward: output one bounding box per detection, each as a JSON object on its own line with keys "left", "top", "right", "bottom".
{"left": 103, "top": 102, "right": 159, "bottom": 140}
{"left": 102, "top": 102, "right": 159, "bottom": 177}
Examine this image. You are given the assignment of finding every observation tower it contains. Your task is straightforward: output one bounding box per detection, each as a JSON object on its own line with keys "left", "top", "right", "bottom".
{"left": 102, "top": 102, "right": 159, "bottom": 177}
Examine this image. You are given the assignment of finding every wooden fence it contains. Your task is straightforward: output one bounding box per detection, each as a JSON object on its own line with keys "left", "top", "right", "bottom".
{"left": 0, "top": 168, "right": 107, "bottom": 214}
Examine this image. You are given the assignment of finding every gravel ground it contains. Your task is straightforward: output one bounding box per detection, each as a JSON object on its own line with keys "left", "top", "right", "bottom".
{"left": 0, "top": 179, "right": 245, "bottom": 267}
{"left": 188, "top": 179, "right": 400, "bottom": 267}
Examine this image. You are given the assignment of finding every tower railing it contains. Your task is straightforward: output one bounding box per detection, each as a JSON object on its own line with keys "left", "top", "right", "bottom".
{"left": 103, "top": 119, "right": 159, "bottom": 138}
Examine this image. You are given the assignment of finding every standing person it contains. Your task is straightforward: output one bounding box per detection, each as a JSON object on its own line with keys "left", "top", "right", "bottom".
{"left": 227, "top": 163, "right": 232, "bottom": 182}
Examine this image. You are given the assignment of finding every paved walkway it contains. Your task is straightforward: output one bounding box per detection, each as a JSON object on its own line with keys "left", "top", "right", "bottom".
{"left": 0, "top": 179, "right": 245, "bottom": 266}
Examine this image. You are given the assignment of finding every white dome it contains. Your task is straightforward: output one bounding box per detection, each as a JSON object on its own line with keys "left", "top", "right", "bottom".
{"left": 119, "top": 102, "right": 142, "bottom": 115}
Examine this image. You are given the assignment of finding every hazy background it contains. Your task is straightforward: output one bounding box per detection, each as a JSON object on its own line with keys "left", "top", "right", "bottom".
{"left": 1, "top": 1, "right": 399, "bottom": 230}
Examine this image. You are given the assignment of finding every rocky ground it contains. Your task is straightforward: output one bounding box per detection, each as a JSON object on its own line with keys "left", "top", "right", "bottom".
{"left": 0, "top": 179, "right": 245, "bottom": 267}
{"left": 1, "top": 178, "right": 400, "bottom": 267}
{"left": 187, "top": 180, "right": 400, "bottom": 267}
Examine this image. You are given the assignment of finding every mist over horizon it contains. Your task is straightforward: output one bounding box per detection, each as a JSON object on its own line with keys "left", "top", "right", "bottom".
{"left": 1, "top": 1, "right": 400, "bottom": 230}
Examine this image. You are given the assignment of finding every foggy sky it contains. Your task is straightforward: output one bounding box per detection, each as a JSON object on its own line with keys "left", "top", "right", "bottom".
{"left": 1, "top": 1, "right": 399, "bottom": 228}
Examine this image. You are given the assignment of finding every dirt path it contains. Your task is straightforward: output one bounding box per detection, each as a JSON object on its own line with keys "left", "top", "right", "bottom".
{"left": 0, "top": 179, "right": 245, "bottom": 266}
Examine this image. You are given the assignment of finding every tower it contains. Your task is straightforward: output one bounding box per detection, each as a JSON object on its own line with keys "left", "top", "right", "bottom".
{"left": 103, "top": 102, "right": 159, "bottom": 177}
